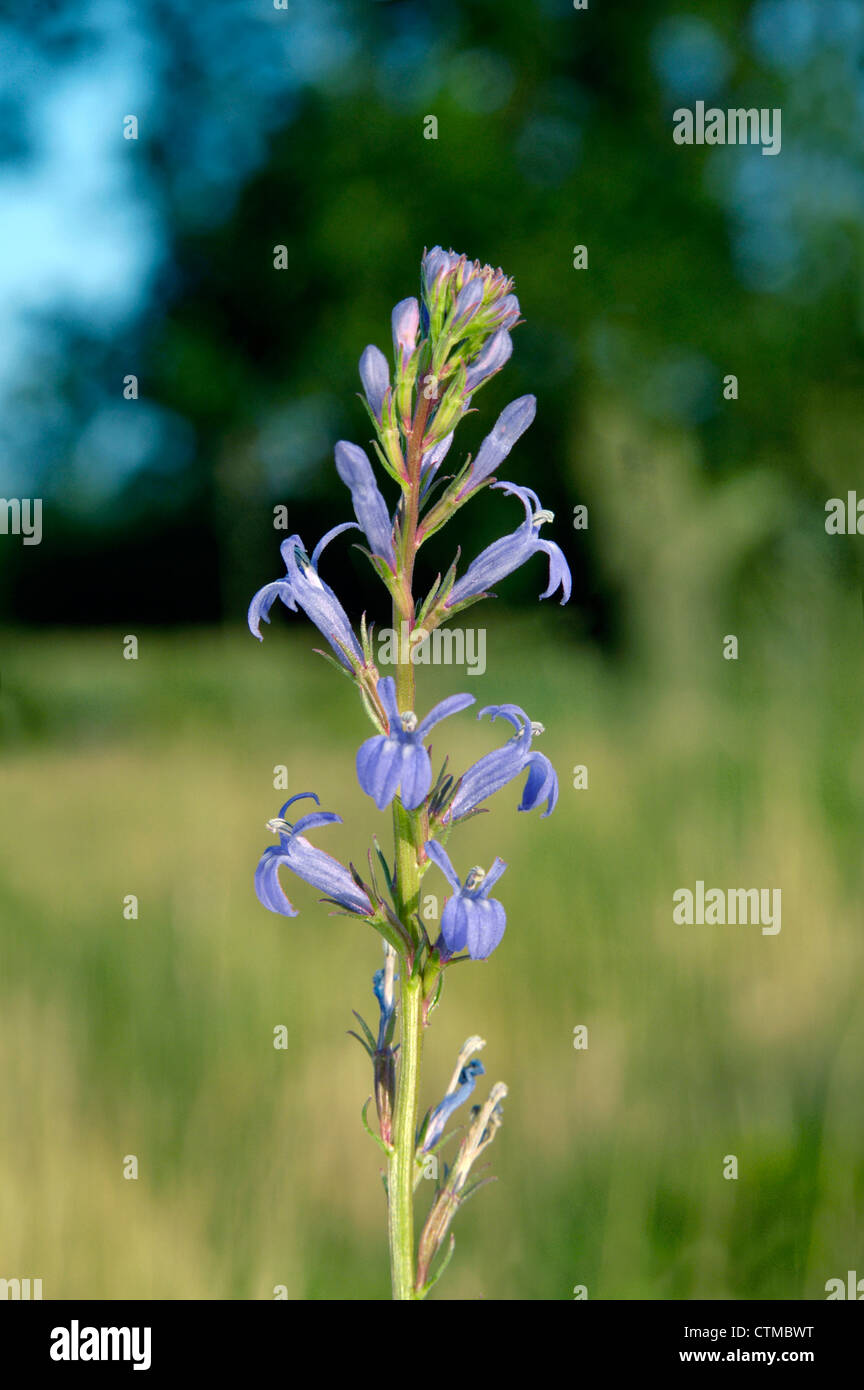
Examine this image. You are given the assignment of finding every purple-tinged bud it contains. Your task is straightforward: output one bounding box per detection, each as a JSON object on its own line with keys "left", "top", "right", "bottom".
{"left": 494, "top": 294, "right": 521, "bottom": 329}
{"left": 465, "top": 328, "right": 512, "bottom": 392}
{"left": 458, "top": 395, "right": 536, "bottom": 498}
{"left": 422, "top": 245, "right": 458, "bottom": 291}
{"left": 359, "top": 344, "right": 390, "bottom": 420}
{"left": 450, "top": 275, "right": 484, "bottom": 327}
{"left": 392, "top": 297, "right": 420, "bottom": 359}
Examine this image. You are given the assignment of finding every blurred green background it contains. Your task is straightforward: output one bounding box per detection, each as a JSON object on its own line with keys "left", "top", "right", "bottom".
{"left": 1, "top": 0, "right": 863, "bottom": 1299}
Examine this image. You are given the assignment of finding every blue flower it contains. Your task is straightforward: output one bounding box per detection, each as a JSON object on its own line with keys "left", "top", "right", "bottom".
{"left": 334, "top": 441, "right": 396, "bottom": 568}
{"left": 447, "top": 704, "right": 558, "bottom": 821}
{"left": 456, "top": 395, "right": 536, "bottom": 499}
{"left": 255, "top": 792, "right": 373, "bottom": 918}
{"left": 359, "top": 344, "right": 391, "bottom": 420}
{"left": 248, "top": 524, "right": 364, "bottom": 671}
{"left": 446, "top": 481, "right": 571, "bottom": 608}
{"left": 422, "top": 1057, "right": 485, "bottom": 1152}
{"left": 424, "top": 841, "right": 508, "bottom": 960}
{"left": 357, "top": 677, "right": 475, "bottom": 811}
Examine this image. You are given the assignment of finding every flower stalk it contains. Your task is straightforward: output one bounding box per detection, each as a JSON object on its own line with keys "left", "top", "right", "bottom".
{"left": 248, "top": 247, "right": 573, "bottom": 1300}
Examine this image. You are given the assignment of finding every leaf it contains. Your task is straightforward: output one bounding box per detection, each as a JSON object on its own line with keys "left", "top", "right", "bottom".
{"left": 351, "top": 1011, "right": 377, "bottom": 1054}
{"left": 360, "top": 1096, "right": 392, "bottom": 1158}
{"left": 347, "top": 1029, "right": 374, "bottom": 1059}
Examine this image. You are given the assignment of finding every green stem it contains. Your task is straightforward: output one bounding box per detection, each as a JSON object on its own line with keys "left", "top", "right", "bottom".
{"left": 387, "top": 967, "right": 423, "bottom": 1299}
{"left": 384, "top": 372, "right": 440, "bottom": 1299}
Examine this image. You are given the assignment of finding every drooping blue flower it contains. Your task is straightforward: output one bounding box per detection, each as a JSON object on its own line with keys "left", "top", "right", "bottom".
{"left": 446, "top": 481, "right": 571, "bottom": 609}
{"left": 255, "top": 792, "right": 373, "bottom": 918}
{"left": 447, "top": 704, "right": 558, "bottom": 821}
{"left": 424, "top": 841, "right": 508, "bottom": 960}
{"left": 456, "top": 394, "right": 536, "bottom": 499}
{"left": 464, "top": 327, "right": 512, "bottom": 392}
{"left": 422, "top": 1057, "right": 485, "bottom": 1152}
{"left": 359, "top": 344, "right": 390, "bottom": 420}
{"left": 248, "top": 525, "right": 364, "bottom": 671}
{"left": 334, "top": 441, "right": 396, "bottom": 568}
{"left": 357, "top": 676, "right": 475, "bottom": 811}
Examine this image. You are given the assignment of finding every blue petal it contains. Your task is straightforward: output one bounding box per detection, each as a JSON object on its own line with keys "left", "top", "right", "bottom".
{"left": 447, "top": 529, "right": 534, "bottom": 607}
{"left": 278, "top": 791, "right": 320, "bottom": 817}
{"left": 289, "top": 809, "right": 343, "bottom": 837}
{"left": 424, "top": 840, "right": 462, "bottom": 892}
{"left": 376, "top": 676, "right": 401, "bottom": 731}
{"left": 520, "top": 753, "right": 558, "bottom": 816}
{"left": 310, "top": 521, "right": 361, "bottom": 570}
{"left": 283, "top": 546, "right": 364, "bottom": 669}
{"left": 458, "top": 395, "right": 536, "bottom": 496}
{"left": 538, "top": 540, "right": 572, "bottom": 604}
{"left": 477, "top": 856, "right": 508, "bottom": 895}
{"left": 441, "top": 893, "right": 470, "bottom": 953}
{"left": 286, "top": 835, "right": 371, "bottom": 914}
{"left": 334, "top": 441, "right": 395, "bottom": 567}
{"left": 357, "top": 734, "right": 405, "bottom": 810}
{"left": 464, "top": 897, "right": 506, "bottom": 960}
{"left": 399, "top": 741, "right": 432, "bottom": 810}
{"left": 416, "top": 690, "right": 475, "bottom": 738}
{"left": 449, "top": 743, "right": 523, "bottom": 819}
{"left": 248, "top": 580, "right": 294, "bottom": 640}
{"left": 255, "top": 845, "right": 299, "bottom": 916}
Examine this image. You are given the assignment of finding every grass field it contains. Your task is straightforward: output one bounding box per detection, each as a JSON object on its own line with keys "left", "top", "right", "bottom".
{"left": 1, "top": 607, "right": 861, "bottom": 1299}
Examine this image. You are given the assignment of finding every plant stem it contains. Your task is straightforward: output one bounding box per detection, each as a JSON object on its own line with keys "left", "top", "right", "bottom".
{"left": 387, "top": 966, "right": 423, "bottom": 1299}
{"left": 388, "top": 650, "right": 424, "bottom": 1298}
{"left": 385, "top": 379, "right": 434, "bottom": 1299}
